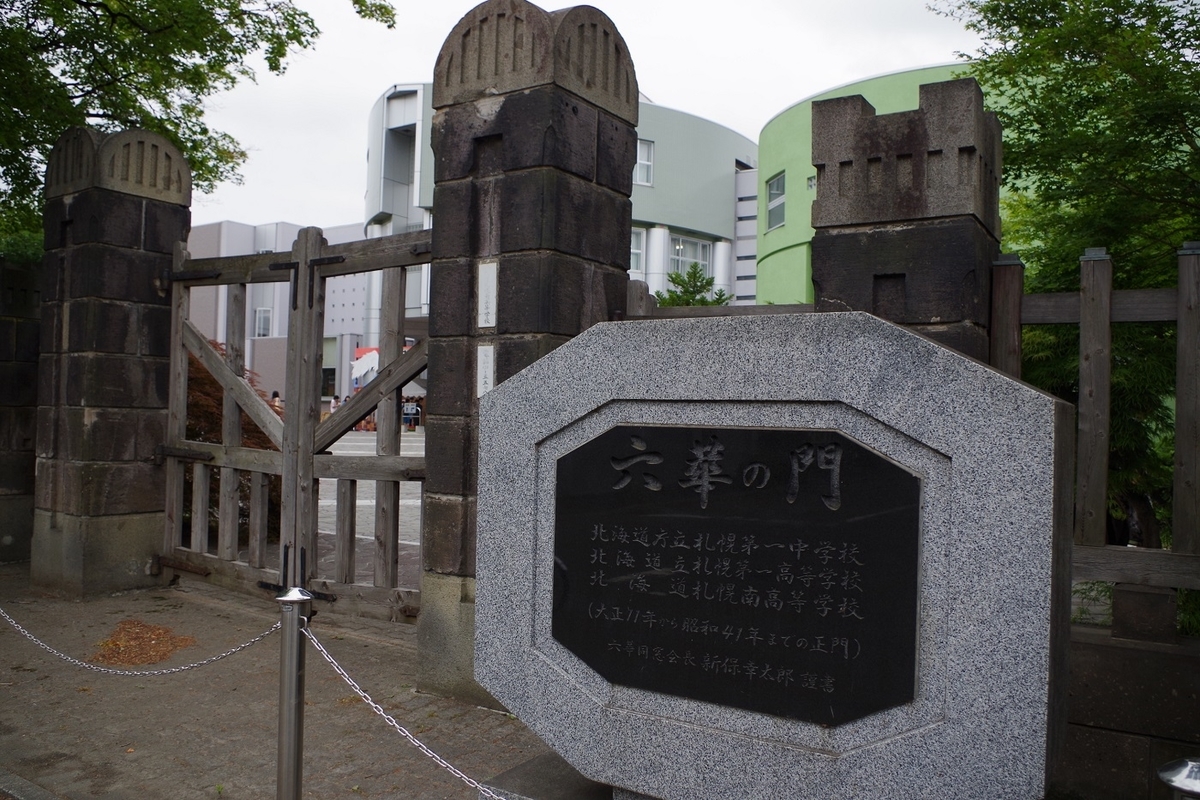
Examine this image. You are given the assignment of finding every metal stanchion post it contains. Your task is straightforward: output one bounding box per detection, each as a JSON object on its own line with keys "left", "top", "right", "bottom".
{"left": 277, "top": 588, "right": 313, "bottom": 800}
{"left": 1160, "top": 758, "right": 1200, "bottom": 800}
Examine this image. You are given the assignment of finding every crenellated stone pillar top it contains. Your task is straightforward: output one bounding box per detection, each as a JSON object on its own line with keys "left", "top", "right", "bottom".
{"left": 45, "top": 127, "right": 191, "bottom": 206}
{"left": 812, "top": 77, "right": 1000, "bottom": 239}
{"left": 433, "top": 0, "right": 638, "bottom": 126}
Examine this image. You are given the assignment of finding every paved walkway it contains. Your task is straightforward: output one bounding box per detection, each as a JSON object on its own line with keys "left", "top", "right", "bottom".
{"left": 0, "top": 563, "right": 552, "bottom": 799}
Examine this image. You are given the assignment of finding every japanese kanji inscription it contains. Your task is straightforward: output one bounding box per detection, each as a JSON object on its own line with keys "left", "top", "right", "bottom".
{"left": 553, "top": 425, "right": 921, "bottom": 725}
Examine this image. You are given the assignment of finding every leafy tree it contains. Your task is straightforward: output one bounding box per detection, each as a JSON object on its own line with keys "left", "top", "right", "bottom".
{"left": 939, "top": 0, "right": 1200, "bottom": 543}
{"left": 0, "top": 0, "right": 395, "bottom": 228}
{"left": 655, "top": 263, "right": 730, "bottom": 307}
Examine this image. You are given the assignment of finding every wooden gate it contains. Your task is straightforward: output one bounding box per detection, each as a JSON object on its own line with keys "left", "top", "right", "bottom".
{"left": 159, "top": 226, "right": 432, "bottom": 618}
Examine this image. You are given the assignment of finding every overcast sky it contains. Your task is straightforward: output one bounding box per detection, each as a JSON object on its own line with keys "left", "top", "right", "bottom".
{"left": 191, "top": 0, "right": 983, "bottom": 228}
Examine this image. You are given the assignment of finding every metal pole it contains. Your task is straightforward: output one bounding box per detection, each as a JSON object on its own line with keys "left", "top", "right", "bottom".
{"left": 277, "top": 587, "right": 313, "bottom": 800}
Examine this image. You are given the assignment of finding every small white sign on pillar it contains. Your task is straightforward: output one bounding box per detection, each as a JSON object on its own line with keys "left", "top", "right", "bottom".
{"left": 477, "top": 344, "right": 495, "bottom": 397}
{"left": 478, "top": 260, "right": 498, "bottom": 329}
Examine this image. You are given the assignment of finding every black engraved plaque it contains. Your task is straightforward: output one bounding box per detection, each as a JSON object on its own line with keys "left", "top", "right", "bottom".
{"left": 552, "top": 425, "right": 921, "bottom": 726}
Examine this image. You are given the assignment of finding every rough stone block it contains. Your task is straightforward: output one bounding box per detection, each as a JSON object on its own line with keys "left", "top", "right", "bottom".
{"left": 57, "top": 460, "right": 165, "bottom": 516}
{"left": 499, "top": 169, "right": 631, "bottom": 267}
{"left": 596, "top": 113, "right": 636, "bottom": 196}
{"left": 30, "top": 509, "right": 164, "bottom": 598}
{"left": 139, "top": 303, "right": 171, "bottom": 357}
{"left": 424, "top": 339, "right": 473, "bottom": 417}
{"left": 39, "top": 300, "right": 62, "bottom": 353}
{"left": 424, "top": 415, "right": 476, "bottom": 496}
{"left": 422, "top": 492, "right": 476, "bottom": 575}
{"left": 0, "top": 495, "right": 33, "bottom": 563}
{"left": 0, "top": 451, "right": 35, "bottom": 495}
{"left": 0, "top": 362, "right": 38, "bottom": 407}
{"left": 433, "top": 88, "right": 599, "bottom": 184}
{"left": 56, "top": 244, "right": 170, "bottom": 305}
{"left": 36, "top": 351, "right": 60, "bottom": 409}
{"left": 142, "top": 199, "right": 190, "bottom": 254}
{"left": 1111, "top": 583, "right": 1178, "bottom": 643}
{"left": 496, "top": 254, "right": 624, "bottom": 336}
{"left": 415, "top": 571, "right": 498, "bottom": 708}
{"left": 62, "top": 352, "right": 169, "bottom": 408}
{"left": 428, "top": 259, "right": 473, "bottom": 338}
{"left": 0, "top": 318, "right": 12, "bottom": 362}
{"left": 811, "top": 217, "right": 996, "bottom": 326}
{"left": 14, "top": 318, "right": 39, "bottom": 362}
{"left": 812, "top": 78, "right": 1001, "bottom": 237}
{"left": 431, "top": 182, "right": 473, "bottom": 260}
{"left": 65, "top": 298, "right": 136, "bottom": 354}
{"left": 496, "top": 334, "right": 570, "bottom": 385}
{"left": 57, "top": 189, "right": 146, "bottom": 250}
{"left": 0, "top": 405, "right": 35, "bottom": 450}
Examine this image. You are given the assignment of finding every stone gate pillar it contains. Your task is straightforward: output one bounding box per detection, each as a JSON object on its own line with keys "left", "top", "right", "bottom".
{"left": 421, "top": 0, "right": 637, "bottom": 702}
{"left": 33, "top": 128, "right": 191, "bottom": 596}
{"left": 810, "top": 78, "right": 1002, "bottom": 361}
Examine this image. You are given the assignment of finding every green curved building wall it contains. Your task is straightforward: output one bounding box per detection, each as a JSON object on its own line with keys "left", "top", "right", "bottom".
{"left": 756, "top": 63, "right": 970, "bottom": 305}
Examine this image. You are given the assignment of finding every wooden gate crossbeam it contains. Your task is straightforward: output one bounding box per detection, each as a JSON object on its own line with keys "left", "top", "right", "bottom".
{"left": 177, "top": 230, "right": 432, "bottom": 286}
{"left": 313, "top": 339, "right": 429, "bottom": 453}
{"left": 181, "top": 320, "right": 284, "bottom": 449}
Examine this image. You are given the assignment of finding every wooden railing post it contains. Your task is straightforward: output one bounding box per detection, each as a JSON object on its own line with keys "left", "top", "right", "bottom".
{"left": 1076, "top": 247, "right": 1112, "bottom": 546}
{"left": 374, "top": 267, "right": 406, "bottom": 588}
{"left": 218, "top": 283, "right": 246, "bottom": 561}
{"left": 164, "top": 243, "right": 191, "bottom": 552}
{"left": 1175, "top": 241, "right": 1200, "bottom": 555}
{"left": 990, "top": 253, "right": 1025, "bottom": 378}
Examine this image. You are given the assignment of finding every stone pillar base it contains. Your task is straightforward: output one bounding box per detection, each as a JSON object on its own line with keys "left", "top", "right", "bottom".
{"left": 416, "top": 571, "right": 501, "bottom": 708}
{"left": 30, "top": 510, "right": 163, "bottom": 598}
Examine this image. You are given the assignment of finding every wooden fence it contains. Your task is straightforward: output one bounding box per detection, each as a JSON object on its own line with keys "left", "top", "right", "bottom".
{"left": 991, "top": 244, "right": 1200, "bottom": 608}
{"left": 159, "top": 227, "right": 432, "bottom": 619}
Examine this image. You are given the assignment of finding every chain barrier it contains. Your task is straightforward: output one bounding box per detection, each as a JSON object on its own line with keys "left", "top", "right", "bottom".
{"left": 303, "top": 627, "right": 504, "bottom": 800}
{"left": 0, "top": 605, "right": 280, "bottom": 677}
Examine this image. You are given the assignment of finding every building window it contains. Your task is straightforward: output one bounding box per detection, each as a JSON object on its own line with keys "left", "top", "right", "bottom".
{"left": 321, "top": 367, "right": 335, "bottom": 398}
{"left": 634, "top": 140, "right": 654, "bottom": 186}
{"left": 669, "top": 235, "right": 712, "bottom": 277}
{"left": 767, "top": 173, "right": 785, "bottom": 230}
{"left": 254, "top": 307, "right": 272, "bottom": 338}
{"left": 630, "top": 228, "right": 645, "bottom": 275}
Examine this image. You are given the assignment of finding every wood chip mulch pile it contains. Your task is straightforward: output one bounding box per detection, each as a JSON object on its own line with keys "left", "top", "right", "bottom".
{"left": 90, "top": 619, "right": 197, "bottom": 666}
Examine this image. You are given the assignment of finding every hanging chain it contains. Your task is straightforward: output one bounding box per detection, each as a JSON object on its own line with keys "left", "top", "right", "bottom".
{"left": 303, "top": 627, "right": 504, "bottom": 800}
{"left": 0, "top": 606, "right": 280, "bottom": 677}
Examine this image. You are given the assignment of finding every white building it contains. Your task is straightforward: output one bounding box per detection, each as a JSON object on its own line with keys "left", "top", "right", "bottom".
{"left": 189, "top": 84, "right": 759, "bottom": 400}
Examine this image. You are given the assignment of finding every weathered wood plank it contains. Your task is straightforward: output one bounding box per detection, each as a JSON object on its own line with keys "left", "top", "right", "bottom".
{"left": 1073, "top": 544, "right": 1200, "bottom": 590}
{"left": 1022, "top": 288, "right": 1177, "bottom": 324}
{"left": 373, "top": 266, "right": 406, "bottom": 590}
{"left": 630, "top": 303, "right": 815, "bottom": 319}
{"left": 1175, "top": 243, "right": 1200, "bottom": 555}
{"left": 183, "top": 321, "right": 284, "bottom": 449}
{"left": 305, "top": 580, "right": 421, "bottom": 621}
{"left": 162, "top": 549, "right": 281, "bottom": 592}
{"left": 191, "top": 463, "right": 210, "bottom": 554}
{"left": 248, "top": 471, "right": 270, "bottom": 569}
{"left": 313, "top": 455, "right": 426, "bottom": 481}
{"left": 164, "top": 247, "right": 190, "bottom": 552}
{"left": 336, "top": 479, "right": 357, "bottom": 585}
{"left": 175, "top": 252, "right": 292, "bottom": 286}
{"left": 319, "top": 230, "right": 433, "bottom": 277}
{"left": 279, "top": 227, "right": 325, "bottom": 584}
{"left": 218, "top": 283, "right": 246, "bottom": 562}
{"left": 176, "top": 441, "right": 283, "bottom": 473}
{"left": 312, "top": 340, "right": 429, "bottom": 453}
{"left": 990, "top": 255, "right": 1024, "bottom": 378}
{"left": 1075, "top": 249, "right": 1112, "bottom": 546}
